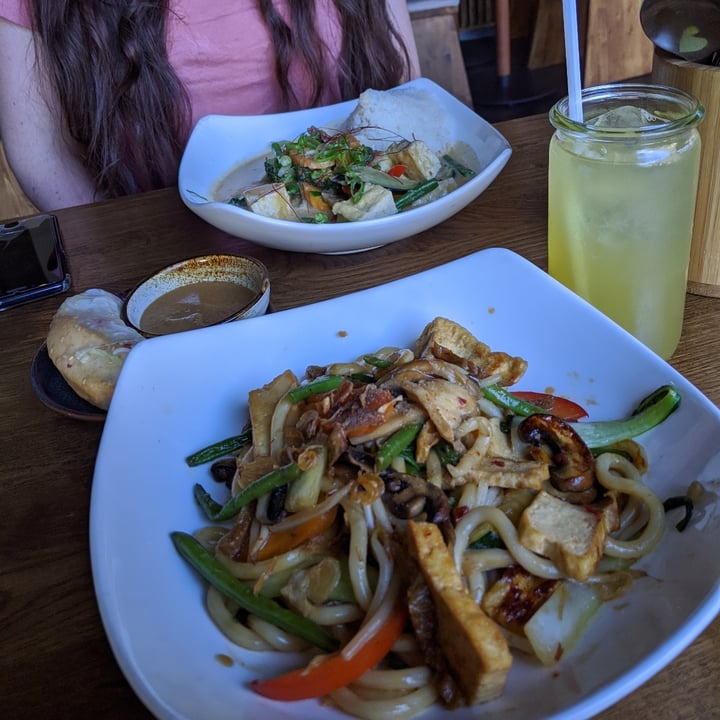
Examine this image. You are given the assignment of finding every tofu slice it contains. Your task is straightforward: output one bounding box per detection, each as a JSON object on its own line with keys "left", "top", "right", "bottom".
{"left": 396, "top": 376, "right": 478, "bottom": 445}
{"left": 243, "top": 183, "right": 296, "bottom": 220}
{"left": 407, "top": 521, "right": 512, "bottom": 704}
{"left": 388, "top": 140, "right": 442, "bottom": 180}
{"left": 446, "top": 457, "right": 550, "bottom": 491}
{"left": 446, "top": 416, "right": 550, "bottom": 489}
{"left": 415, "top": 317, "right": 527, "bottom": 385}
{"left": 332, "top": 183, "right": 397, "bottom": 221}
{"left": 517, "top": 490, "right": 618, "bottom": 582}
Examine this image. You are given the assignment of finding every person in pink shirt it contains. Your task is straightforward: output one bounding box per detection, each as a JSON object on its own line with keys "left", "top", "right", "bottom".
{"left": 0, "top": 1, "right": 420, "bottom": 210}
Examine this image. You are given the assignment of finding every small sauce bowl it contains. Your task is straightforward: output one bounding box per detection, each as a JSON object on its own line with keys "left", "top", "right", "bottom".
{"left": 122, "top": 254, "right": 270, "bottom": 337}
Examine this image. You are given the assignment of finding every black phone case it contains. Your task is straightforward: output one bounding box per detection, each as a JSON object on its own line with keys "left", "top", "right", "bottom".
{"left": 0, "top": 214, "right": 71, "bottom": 311}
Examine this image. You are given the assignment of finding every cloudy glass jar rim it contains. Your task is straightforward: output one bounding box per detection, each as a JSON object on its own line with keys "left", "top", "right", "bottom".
{"left": 550, "top": 82, "right": 704, "bottom": 140}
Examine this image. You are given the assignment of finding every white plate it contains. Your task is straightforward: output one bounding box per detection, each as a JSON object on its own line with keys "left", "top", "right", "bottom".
{"left": 177, "top": 78, "right": 511, "bottom": 254}
{"left": 91, "top": 248, "right": 720, "bottom": 720}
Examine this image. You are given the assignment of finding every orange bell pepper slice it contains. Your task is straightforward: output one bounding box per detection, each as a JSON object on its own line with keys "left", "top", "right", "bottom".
{"left": 300, "top": 182, "right": 331, "bottom": 213}
{"left": 253, "top": 506, "right": 338, "bottom": 562}
{"left": 250, "top": 601, "right": 408, "bottom": 701}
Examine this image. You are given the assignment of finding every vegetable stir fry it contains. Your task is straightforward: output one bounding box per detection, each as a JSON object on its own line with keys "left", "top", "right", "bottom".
{"left": 228, "top": 126, "right": 475, "bottom": 224}
{"left": 174, "top": 318, "right": 682, "bottom": 719}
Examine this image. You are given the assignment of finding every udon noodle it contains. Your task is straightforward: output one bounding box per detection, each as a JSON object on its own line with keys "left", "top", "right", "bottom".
{"left": 180, "top": 317, "right": 672, "bottom": 719}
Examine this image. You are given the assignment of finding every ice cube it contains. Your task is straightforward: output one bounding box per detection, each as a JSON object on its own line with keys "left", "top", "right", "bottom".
{"left": 588, "top": 105, "right": 662, "bottom": 129}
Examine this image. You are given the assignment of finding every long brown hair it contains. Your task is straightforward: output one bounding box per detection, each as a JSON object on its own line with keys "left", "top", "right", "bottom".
{"left": 29, "top": 1, "right": 412, "bottom": 200}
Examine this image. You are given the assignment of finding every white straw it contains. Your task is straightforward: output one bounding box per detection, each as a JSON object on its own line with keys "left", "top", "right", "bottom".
{"left": 562, "top": 0, "right": 583, "bottom": 121}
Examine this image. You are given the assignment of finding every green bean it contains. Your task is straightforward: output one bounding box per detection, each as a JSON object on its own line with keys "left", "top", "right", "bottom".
{"left": 442, "top": 154, "right": 476, "bottom": 178}
{"left": 482, "top": 384, "right": 548, "bottom": 416}
{"left": 171, "top": 532, "right": 338, "bottom": 651}
{"left": 287, "top": 375, "right": 345, "bottom": 403}
{"left": 185, "top": 430, "right": 252, "bottom": 467}
{"left": 349, "top": 372, "right": 375, "bottom": 384}
{"left": 375, "top": 422, "right": 423, "bottom": 471}
{"left": 395, "top": 179, "right": 439, "bottom": 210}
{"left": 194, "top": 462, "right": 302, "bottom": 521}
{"left": 362, "top": 355, "right": 393, "bottom": 369}
{"left": 349, "top": 165, "right": 418, "bottom": 191}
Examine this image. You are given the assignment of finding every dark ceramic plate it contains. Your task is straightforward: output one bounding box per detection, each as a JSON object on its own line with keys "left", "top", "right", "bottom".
{"left": 30, "top": 342, "right": 106, "bottom": 422}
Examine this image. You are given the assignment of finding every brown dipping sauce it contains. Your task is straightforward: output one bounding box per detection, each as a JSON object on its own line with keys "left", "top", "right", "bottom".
{"left": 140, "top": 280, "right": 256, "bottom": 335}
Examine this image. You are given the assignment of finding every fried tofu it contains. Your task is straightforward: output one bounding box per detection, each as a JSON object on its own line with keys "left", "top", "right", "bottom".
{"left": 447, "top": 457, "right": 550, "bottom": 490}
{"left": 396, "top": 376, "right": 478, "bottom": 445}
{"left": 517, "top": 490, "right": 619, "bottom": 582}
{"left": 481, "top": 566, "right": 559, "bottom": 636}
{"left": 407, "top": 521, "right": 511, "bottom": 704}
{"left": 445, "top": 416, "right": 550, "bottom": 489}
{"left": 415, "top": 317, "right": 527, "bottom": 385}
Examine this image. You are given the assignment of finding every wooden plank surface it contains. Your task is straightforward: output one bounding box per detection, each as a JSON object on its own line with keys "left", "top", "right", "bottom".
{"left": 1, "top": 112, "right": 718, "bottom": 720}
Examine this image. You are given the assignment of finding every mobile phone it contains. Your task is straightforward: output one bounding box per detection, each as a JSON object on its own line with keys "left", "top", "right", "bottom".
{"left": 0, "top": 213, "right": 71, "bottom": 311}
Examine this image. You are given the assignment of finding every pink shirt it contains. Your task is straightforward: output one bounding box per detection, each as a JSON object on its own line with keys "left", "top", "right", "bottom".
{"left": 0, "top": 1, "right": 416, "bottom": 130}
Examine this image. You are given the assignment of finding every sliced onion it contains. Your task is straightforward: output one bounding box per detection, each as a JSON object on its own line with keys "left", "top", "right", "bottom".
{"left": 523, "top": 580, "right": 602, "bottom": 666}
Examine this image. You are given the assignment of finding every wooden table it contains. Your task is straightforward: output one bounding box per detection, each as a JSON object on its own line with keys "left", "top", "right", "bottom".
{"left": 2, "top": 113, "right": 718, "bottom": 719}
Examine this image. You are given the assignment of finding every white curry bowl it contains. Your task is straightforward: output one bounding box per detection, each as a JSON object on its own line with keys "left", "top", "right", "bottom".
{"left": 122, "top": 254, "right": 270, "bottom": 338}
{"left": 178, "top": 77, "right": 512, "bottom": 254}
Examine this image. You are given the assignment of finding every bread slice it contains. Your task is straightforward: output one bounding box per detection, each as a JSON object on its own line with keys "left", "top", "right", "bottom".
{"left": 47, "top": 289, "right": 144, "bottom": 409}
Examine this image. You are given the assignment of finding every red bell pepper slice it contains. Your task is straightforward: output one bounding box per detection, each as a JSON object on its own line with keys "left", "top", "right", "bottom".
{"left": 387, "top": 163, "right": 408, "bottom": 177}
{"left": 251, "top": 601, "right": 407, "bottom": 701}
{"left": 512, "top": 391, "right": 588, "bottom": 421}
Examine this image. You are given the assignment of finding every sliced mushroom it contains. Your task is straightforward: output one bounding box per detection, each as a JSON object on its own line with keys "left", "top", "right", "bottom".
{"left": 256, "top": 483, "right": 287, "bottom": 524}
{"left": 216, "top": 505, "right": 254, "bottom": 562}
{"left": 518, "top": 414, "right": 597, "bottom": 504}
{"left": 382, "top": 469, "right": 453, "bottom": 543}
{"left": 343, "top": 447, "right": 376, "bottom": 473}
{"left": 210, "top": 457, "right": 238, "bottom": 487}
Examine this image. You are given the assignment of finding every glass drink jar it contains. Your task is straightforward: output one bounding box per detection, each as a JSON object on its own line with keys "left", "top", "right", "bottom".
{"left": 547, "top": 84, "right": 704, "bottom": 359}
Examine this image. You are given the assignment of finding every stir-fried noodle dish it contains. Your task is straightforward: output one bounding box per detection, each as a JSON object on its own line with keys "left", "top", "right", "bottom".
{"left": 174, "top": 317, "right": 683, "bottom": 719}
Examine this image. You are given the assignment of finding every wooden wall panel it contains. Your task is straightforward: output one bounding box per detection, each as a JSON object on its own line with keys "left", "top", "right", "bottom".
{"left": 527, "top": 0, "right": 653, "bottom": 83}
{"left": 411, "top": 7, "right": 474, "bottom": 106}
{"left": 583, "top": 0, "right": 654, "bottom": 85}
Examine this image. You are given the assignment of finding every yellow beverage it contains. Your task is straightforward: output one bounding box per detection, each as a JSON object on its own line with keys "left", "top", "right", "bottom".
{"left": 547, "top": 84, "right": 703, "bottom": 359}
